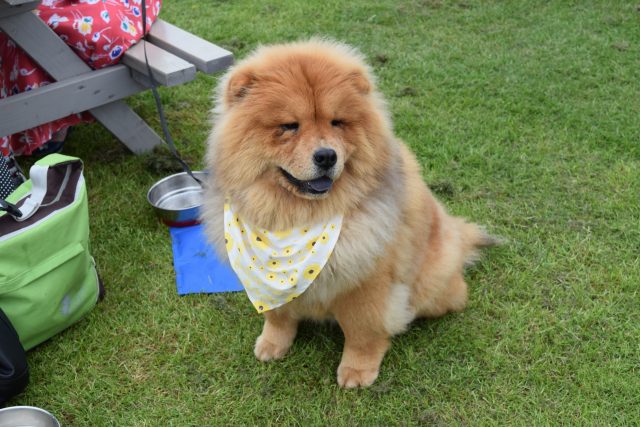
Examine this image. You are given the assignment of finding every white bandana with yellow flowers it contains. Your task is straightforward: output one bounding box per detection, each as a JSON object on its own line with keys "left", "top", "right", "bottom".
{"left": 224, "top": 200, "right": 343, "bottom": 313}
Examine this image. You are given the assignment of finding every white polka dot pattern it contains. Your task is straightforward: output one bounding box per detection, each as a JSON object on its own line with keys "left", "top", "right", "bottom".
{"left": 0, "top": 157, "right": 17, "bottom": 199}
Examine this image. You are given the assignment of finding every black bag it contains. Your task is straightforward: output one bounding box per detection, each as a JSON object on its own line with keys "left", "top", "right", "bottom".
{"left": 0, "top": 308, "right": 29, "bottom": 404}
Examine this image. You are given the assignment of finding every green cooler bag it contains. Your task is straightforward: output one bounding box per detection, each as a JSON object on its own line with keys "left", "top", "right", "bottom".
{"left": 0, "top": 154, "right": 100, "bottom": 350}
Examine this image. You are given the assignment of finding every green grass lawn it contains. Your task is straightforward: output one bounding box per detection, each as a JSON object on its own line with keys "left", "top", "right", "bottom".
{"left": 9, "top": 0, "right": 640, "bottom": 425}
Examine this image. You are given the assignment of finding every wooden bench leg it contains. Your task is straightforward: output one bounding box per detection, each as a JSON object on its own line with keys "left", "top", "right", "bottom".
{"left": 90, "top": 101, "right": 163, "bottom": 154}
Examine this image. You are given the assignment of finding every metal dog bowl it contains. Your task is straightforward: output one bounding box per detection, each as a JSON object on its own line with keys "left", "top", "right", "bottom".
{"left": 0, "top": 406, "right": 60, "bottom": 427}
{"left": 147, "top": 171, "right": 207, "bottom": 227}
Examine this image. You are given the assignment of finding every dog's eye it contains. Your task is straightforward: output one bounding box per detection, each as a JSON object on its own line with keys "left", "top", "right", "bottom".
{"left": 331, "top": 119, "right": 345, "bottom": 128}
{"left": 280, "top": 122, "right": 299, "bottom": 132}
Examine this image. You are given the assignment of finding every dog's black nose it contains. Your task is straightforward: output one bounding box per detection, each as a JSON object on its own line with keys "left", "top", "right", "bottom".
{"left": 313, "top": 148, "right": 337, "bottom": 170}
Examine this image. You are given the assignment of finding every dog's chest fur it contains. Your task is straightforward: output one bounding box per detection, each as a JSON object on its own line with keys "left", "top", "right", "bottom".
{"left": 299, "top": 177, "right": 404, "bottom": 309}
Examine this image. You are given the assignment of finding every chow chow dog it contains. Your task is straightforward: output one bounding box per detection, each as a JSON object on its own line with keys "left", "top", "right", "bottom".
{"left": 202, "top": 39, "right": 496, "bottom": 388}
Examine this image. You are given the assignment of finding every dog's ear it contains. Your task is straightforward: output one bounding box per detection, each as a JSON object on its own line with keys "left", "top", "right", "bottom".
{"left": 225, "top": 70, "right": 256, "bottom": 106}
{"left": 349, "top": 70, "right": 371, "bottom": 95}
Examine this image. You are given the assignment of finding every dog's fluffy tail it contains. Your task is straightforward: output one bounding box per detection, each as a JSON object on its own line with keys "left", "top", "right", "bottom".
{"left": 458, "top": 220, "right": 502, "bottom": 267}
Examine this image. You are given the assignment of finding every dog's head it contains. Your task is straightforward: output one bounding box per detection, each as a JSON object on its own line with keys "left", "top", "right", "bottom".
{"left": 208, "top": 40, "right": 394, "bottom": 225}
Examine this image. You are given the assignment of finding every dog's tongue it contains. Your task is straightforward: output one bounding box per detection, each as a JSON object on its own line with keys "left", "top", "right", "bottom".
{"left": 307, "top": 176, "right": 333, "bottom": 192}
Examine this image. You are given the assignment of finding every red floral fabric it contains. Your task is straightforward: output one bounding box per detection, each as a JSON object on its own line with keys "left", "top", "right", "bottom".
{"left": 0, "top": 0, "right": 162, "bottom": 156}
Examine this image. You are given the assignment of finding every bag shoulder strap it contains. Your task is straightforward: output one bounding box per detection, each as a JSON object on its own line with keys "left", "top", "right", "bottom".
{"left": 1, "top": 155, "right": 82, "bottom": 222}
{"left": 13, "top": 164, "right": 47, "bottom": 222}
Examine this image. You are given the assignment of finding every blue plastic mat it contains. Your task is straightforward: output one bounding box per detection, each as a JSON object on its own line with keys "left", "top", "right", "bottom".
{"left": 169, "top": 224, "right": 243, "bottom": 295}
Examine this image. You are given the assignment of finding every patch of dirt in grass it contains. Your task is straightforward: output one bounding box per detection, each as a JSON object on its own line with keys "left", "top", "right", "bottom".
{"left": 222, "top": 37, "right": 246, "bottom": 52}
{"left": 396, "top": 0, "right": 441, "bottom": 17}
{"left": 416, "top": 410, "right": 447, "bottom": 426}
{"left": 611, "top": 41, "right": 630, "bottom": 51}
{"left": 372, "top": 53, "right": 390, "bottom": 66}
{"left": 430, "top": 181, "right": 456, "bottom": 197}
{"left": 145, "top": 146, "right": 196, "bottom": 175}
{"left": 209, "top": 295, "right": 232, "bottom": 311}
{"left": 419, "top": 0, "right": 443, "bottom": 9}
{"left": 397, "top": 86, "right": 419, "bottom": 97}
{"left": 369, "top": 378, "right": 394, "bottom": 394}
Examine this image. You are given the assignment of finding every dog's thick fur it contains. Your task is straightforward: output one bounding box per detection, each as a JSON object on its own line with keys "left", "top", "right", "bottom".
{"left": 202, "top": 40, "right": 495, "bottom": 388}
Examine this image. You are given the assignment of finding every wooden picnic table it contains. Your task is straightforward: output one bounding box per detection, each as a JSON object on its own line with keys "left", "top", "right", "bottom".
{"left": 0, "top": 0, "right": 233, "bottom": 153}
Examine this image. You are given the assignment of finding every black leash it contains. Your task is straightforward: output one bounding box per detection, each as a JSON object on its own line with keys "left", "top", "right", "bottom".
{"left": 140, "top": 0, "right": 202, "bottom": 185}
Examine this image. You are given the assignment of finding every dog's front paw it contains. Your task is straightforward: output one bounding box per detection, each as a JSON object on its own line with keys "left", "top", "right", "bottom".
{"left": 337, "top": 365, "right": 380, "bottom": 389}
{"left": 254, "top": 334, "right": 290, "bottom": 361}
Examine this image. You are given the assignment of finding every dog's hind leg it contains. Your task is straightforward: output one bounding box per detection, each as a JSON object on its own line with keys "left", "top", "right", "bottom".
{"left": 415, "top": 273, "right": 469, "bottom": 318}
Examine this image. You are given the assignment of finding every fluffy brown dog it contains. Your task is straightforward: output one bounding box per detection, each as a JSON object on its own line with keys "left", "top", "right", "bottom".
{"left": 202, "top": 39, "right": 495, "bottom": 388}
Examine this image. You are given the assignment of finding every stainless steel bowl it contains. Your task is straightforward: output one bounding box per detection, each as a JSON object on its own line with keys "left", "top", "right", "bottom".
{"left": 0, "top": 406, "right": 60, "bottom": 427}
{"left": 147, "top": 171, "right": 207, "bottom": 227}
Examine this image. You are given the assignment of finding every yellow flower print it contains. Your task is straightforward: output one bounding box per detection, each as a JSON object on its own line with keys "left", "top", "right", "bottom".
{"left": 268, "top": 259, "right": 281, "bottom": 269}
{"left": 253, "top": 301, "right": 270, "bottom": 313}
{"left": 225, "top": 232, "right": 233, "bottom": 251}
{"left": 288, "top": 274, "right": 298, "bottom": 287}
{"left": 281, "top": 246, "right": 294, "bottom": 257}
{"left": 76, "top": 16, "right": 93, "bottom": 36}
{"left": 250, "top": 231, "right": 271, "bottom": 250}
{"left": 266, "top": 272, "right": 277, "bottom": 281}
{"left": 306, "top": 238, "right": 318, "bottom": 250}
{"left": 303, "top": 263, "right": 321, "bottom": 281}
{"left": 318, "top": 232, "right": 330, "bottom": 244}
{"left": 270, "top": 288, "right": 284, "bottom": 296}
{"left": 286, "top": 293, "right": 300, "bottom": 303}
{"left": 272, "top": 229, "right": 292, "bottom": 238}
